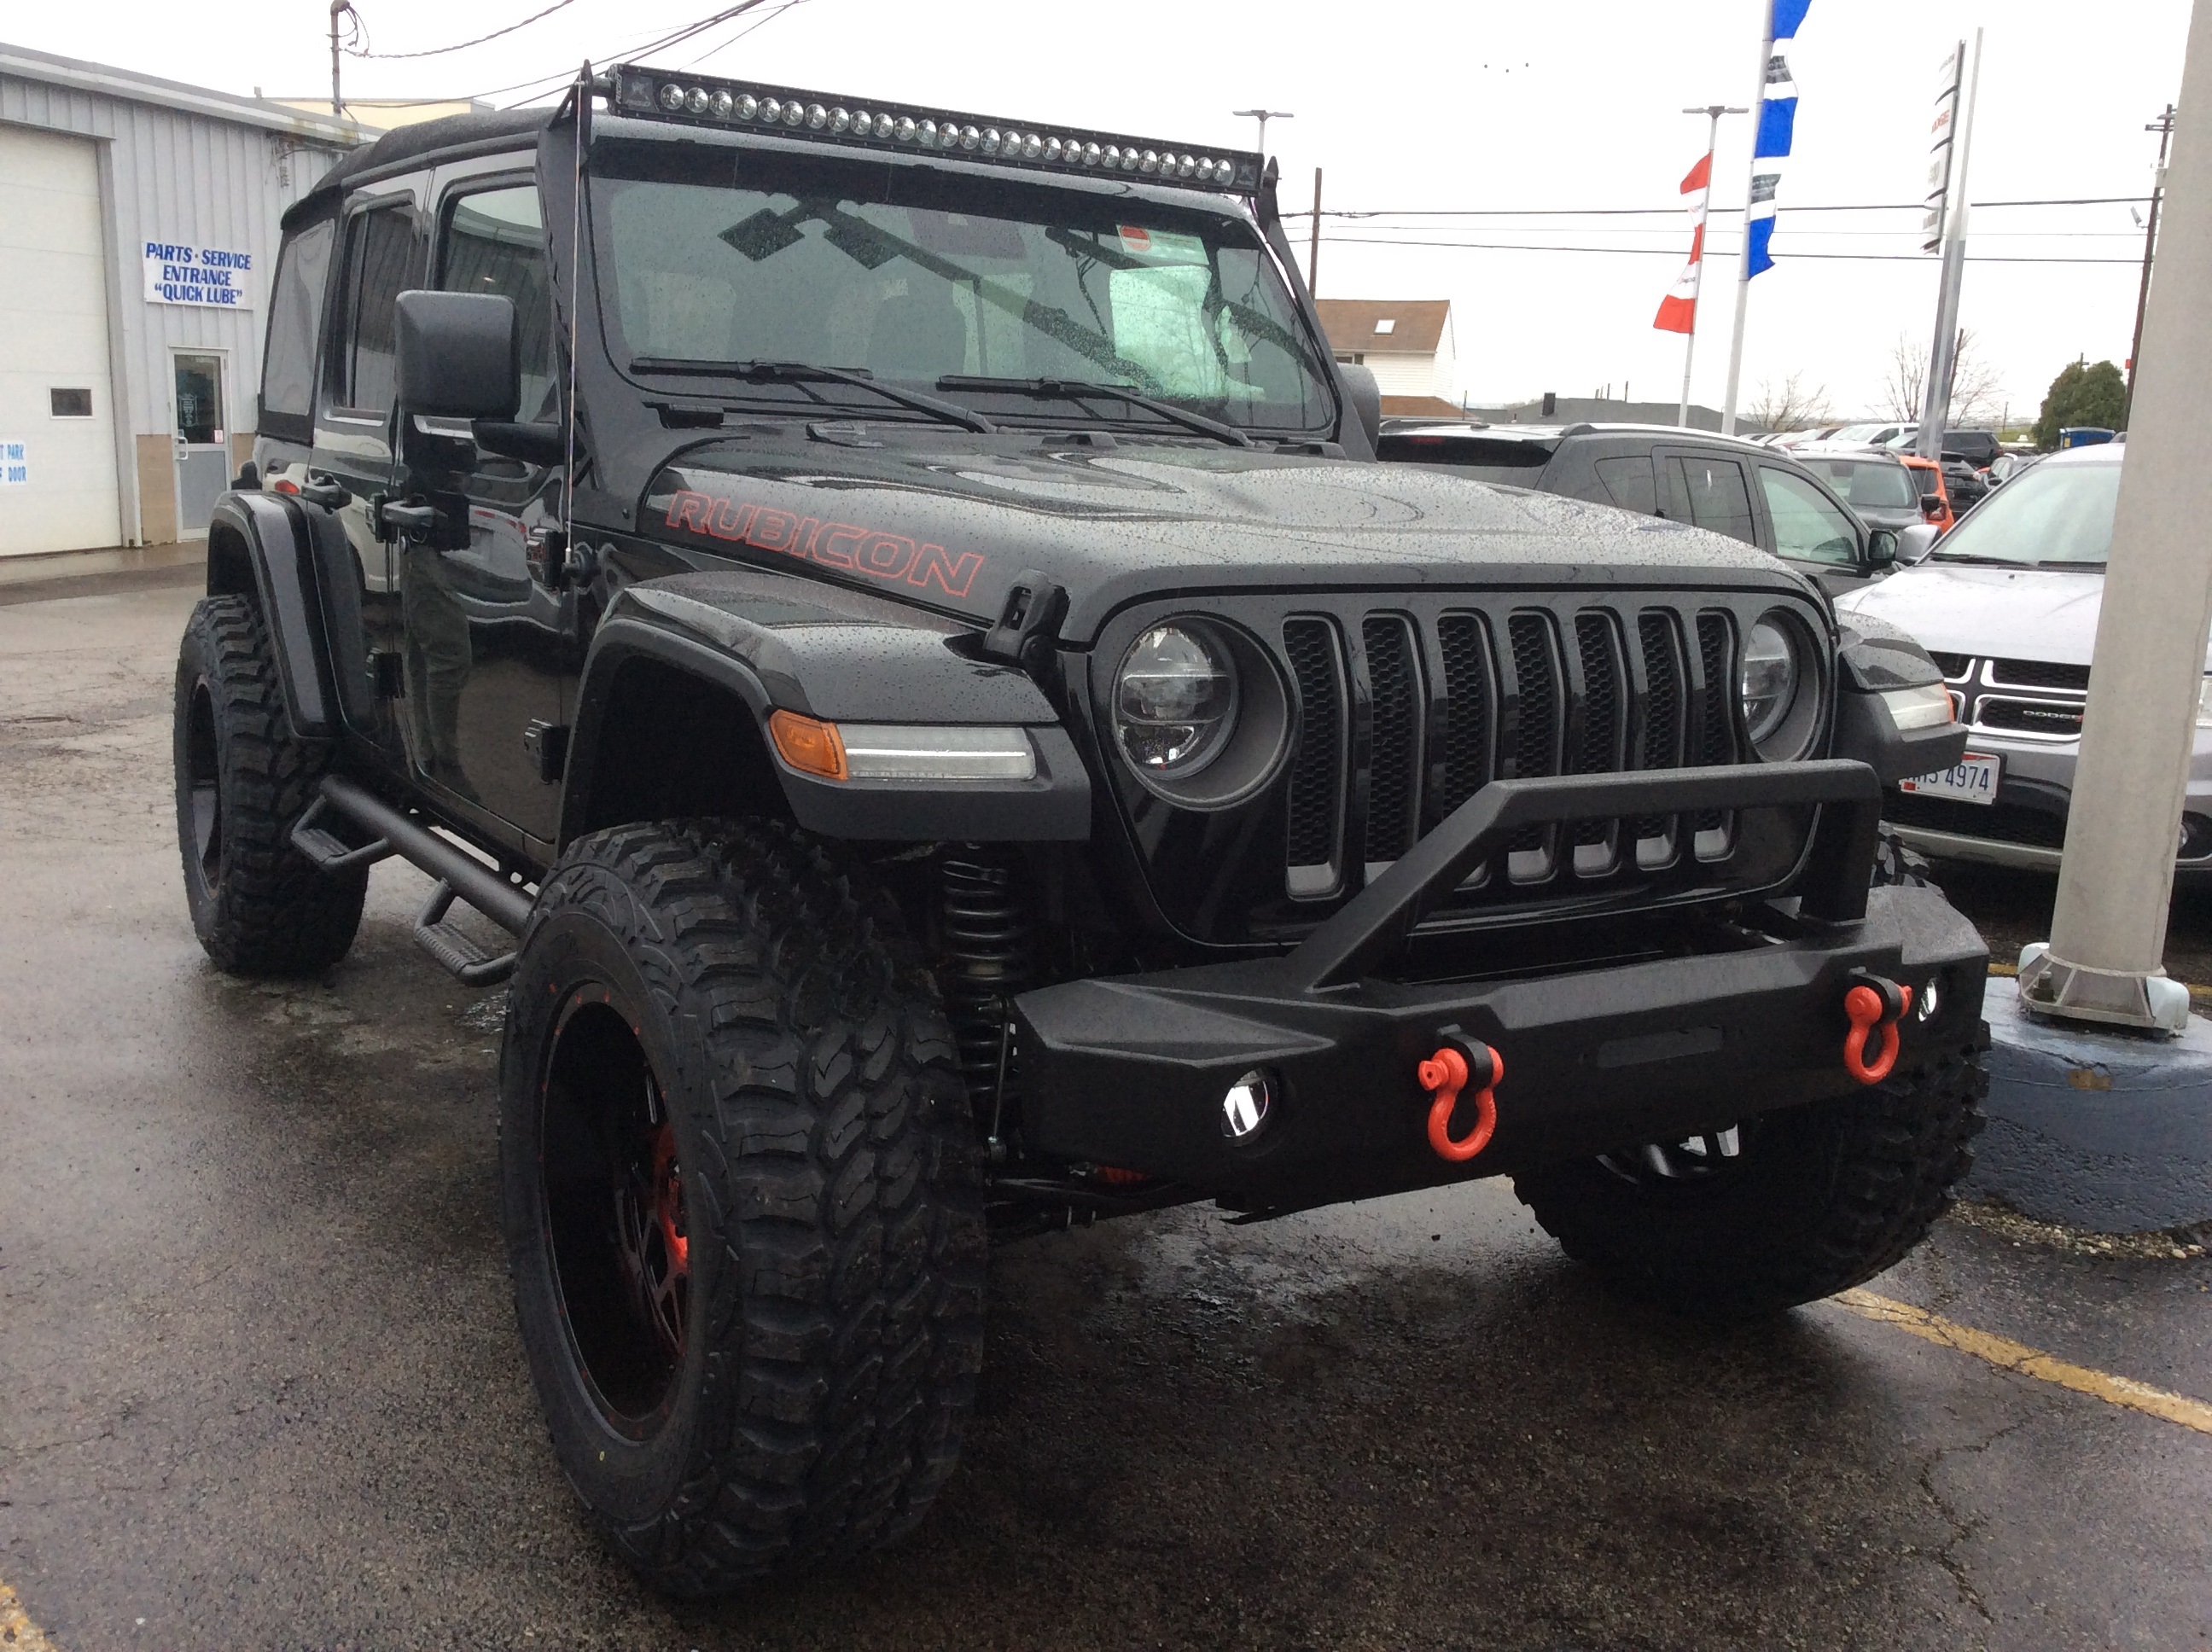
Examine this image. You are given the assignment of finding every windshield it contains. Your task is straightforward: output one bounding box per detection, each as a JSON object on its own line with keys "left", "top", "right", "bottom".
{"left": 1798, "top": 456, "right": 1918, "bottom": 509}
{"left": 1933, "top": 459, "right": 2121, "bottom": 566}
{"left": 588, "top": 137, "right": 1334, "bottom": 434}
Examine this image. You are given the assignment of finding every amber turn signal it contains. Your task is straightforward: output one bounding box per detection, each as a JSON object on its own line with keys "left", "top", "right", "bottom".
{"left": 768, "top": 708, "right": 847, "bottom": 780}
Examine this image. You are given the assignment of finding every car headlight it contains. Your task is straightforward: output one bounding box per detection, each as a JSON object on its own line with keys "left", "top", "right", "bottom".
{"left": 1115, "top": 622, "right": 1239, "bottom": 774}
{"left": 1739, "top": 612, "right": 1820, "bottom": 760}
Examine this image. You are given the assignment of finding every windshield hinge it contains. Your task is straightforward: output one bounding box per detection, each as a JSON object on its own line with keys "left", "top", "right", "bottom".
{"left": 983, "top": 569, "right": 1067, "bottom": 671}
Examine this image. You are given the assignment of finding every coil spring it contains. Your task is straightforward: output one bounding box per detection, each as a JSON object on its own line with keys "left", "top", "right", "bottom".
{"left": 940, "top": 853, "right": 1036, "bottom": 1136}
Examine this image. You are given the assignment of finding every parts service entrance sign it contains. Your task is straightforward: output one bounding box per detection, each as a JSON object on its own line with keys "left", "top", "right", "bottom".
{"left": 143, "top": 241, "right": 253, "bottom": 309}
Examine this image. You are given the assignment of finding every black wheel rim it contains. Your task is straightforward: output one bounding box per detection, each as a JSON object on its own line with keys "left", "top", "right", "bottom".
{"left": 540, "top": 987, "right": 689, "bottom": 1435}
{"left": 185, "top": 679, "right": 223, "bottom": 893}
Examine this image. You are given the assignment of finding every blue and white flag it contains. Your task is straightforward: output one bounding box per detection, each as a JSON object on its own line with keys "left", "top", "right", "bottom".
{"left": 1747, "top": 0, "right": 1809, "bottom": 277}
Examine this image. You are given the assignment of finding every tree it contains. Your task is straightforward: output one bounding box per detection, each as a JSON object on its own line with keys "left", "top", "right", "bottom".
{"left": 1884, "top": 329, "right": 2005, "bottom": 427}
{"left": 1749, "top": 372, "right": 1836, "bottom": 433}
{"left": 2034, "top": 359, "right": 2128, "bottom": 450}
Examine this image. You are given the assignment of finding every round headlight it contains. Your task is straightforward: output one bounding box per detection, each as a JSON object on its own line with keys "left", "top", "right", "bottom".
{"left": 1740, "top": 620, "right": 1797, "bottom": 745}
{"left": 1115, "top": 623, "right": 1239, "bottom": 774}
{"left": 1739, "top": 613, "right": 1820, "bottom": 759}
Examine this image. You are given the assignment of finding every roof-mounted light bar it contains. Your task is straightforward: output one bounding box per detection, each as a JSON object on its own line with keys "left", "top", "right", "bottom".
{"left": 609, "top": 65, "right": 1265, "bottom": 195}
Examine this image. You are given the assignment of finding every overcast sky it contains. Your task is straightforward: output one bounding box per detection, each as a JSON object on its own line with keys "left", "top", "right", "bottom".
{"left": 10, "top": 0, "right": 2191, "bottom": 422}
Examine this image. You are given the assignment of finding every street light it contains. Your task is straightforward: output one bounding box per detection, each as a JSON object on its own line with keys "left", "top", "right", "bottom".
{"left": 1232, "top": 108, "right": 1294, "bottom": 153}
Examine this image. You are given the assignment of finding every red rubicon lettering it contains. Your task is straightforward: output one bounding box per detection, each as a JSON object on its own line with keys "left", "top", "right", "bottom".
{"left": 661, "top": 489, "right": 989, "bottom": 596}
{"left": 708, "top": 498, "right": 755, "bottom": 540}
{"left": 853, "top": 532, "right": 918, "bottom": 581}
{"left": 814, "top": 522, "right": 866, "bottom": 568}
{"left": 908, "top": 544, "right": 985, "bottom": 598}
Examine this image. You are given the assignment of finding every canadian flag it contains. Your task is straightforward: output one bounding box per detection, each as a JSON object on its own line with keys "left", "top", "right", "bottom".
{"left": 1653, "top": 151, "right": 1713, "bottom": 334}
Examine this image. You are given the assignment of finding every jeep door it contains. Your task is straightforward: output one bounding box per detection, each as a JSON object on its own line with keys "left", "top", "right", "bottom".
{"left": 311, "top": 184, "right": 428, "bottom": 764}
{"left": 411, "top": 160, "right": 569, "bottom": 846}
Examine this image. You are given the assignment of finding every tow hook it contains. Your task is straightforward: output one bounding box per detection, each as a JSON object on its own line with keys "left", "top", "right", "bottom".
{"left": 1842, "top": 970, "right": 1914, "bottom": 1085}
{"left": 1418, "top": 1029, "right": 1503, "bottom": 1162}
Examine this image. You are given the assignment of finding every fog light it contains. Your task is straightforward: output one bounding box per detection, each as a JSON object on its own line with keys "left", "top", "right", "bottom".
{"left": 1220, "top": 1070, "right": 1274, "bottom": 1140}
{"left": 1918, "top": 975, "right": 1941, "bottom": 1021}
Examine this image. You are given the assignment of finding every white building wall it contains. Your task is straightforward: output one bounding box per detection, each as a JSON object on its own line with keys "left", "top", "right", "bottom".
{"left": 1364, "top": 352, "right": 1444, "bottom": 398}
{"left": 0, "top": 61, "right": 352, "bottom": 545}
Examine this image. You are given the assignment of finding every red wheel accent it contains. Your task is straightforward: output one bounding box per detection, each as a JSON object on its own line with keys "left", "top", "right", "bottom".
{"left": 1842, "top": 981, "right": 1912, "bottom": 1085}
{"left": 1420, "top": 1043, "right": 1502, "bottom": 1162}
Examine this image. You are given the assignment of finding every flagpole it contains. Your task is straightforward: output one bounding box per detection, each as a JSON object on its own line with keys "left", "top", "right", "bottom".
{"left": 1720, "top": 6, "right": 1777, "bottom": 436}
{"left": 1678, "top": 104, "right": 1743, "bottom": 428}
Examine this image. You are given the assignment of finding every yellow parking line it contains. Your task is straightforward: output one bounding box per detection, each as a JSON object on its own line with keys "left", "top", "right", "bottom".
{"left": 0, "top": 1577, "right": 60, "bottom": 1650}
{"left": 1837, "top": 1288, "right": 2212, "bottom": 1435}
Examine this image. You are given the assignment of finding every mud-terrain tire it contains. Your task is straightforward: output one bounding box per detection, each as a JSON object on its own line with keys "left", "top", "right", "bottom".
{"left": 499, "top": 819, "right": 986, "bottom": 1597}
{"left": 1513, "top": 1044, "right": 1988, "bottom": 1319}
{"left": 1870, "top": 827, "right": 1937, "bottom": 889}
{"left": 172, "top": 594, "right": 366, "bottom": 974}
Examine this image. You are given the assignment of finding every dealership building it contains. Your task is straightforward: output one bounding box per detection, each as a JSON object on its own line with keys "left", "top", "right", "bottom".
{"left": 0, "top": 44, "right": 364, "bottom": 558}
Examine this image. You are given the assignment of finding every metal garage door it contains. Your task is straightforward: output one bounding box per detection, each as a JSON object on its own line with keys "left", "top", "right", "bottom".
{"left": 0, "top": 125, "right": 121, "bottom": 556}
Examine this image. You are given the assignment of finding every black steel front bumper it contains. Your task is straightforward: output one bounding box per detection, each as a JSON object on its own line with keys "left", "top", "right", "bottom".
{"left": 1016, "top": 761, "right": 1988, "bottom": 1203}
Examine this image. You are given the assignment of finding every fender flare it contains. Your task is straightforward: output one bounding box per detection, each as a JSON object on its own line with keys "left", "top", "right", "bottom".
{"left": 204, "top": 492, "right": 346, "bottom": 737}
{"left": 563, "top": 579, "right": 1092, "bottom": 845}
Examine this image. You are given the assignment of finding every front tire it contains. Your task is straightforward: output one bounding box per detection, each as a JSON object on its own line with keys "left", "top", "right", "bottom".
{"left": 500, "top": 820, "right": 986, "bottom": 1597}
{"left": 172, "top": 594, "right": 365, "bottom": 974}
{"left": 1514, "top": 1044, "right": 1988, "bottom": 1318}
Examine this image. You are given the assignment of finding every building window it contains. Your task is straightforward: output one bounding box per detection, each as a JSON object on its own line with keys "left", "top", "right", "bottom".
{"left": 49, "top": 387, "right": 92, "bottom": 418}
{"left": 1374, "top": 318, "right": 1395, "bottom": 334}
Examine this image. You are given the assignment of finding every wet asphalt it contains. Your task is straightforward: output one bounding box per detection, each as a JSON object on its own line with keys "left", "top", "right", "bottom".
{"left": 2, "top": 578, "right": 2209, "bottom": 1651}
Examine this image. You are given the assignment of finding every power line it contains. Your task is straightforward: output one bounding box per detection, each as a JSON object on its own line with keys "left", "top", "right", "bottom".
{"left": 358, "top": 0, "right": 579, "bottom": 60}
{"left": 467, "top": 0, "right": 782, "bottom": 104}
{"left": 1318, "top": 233, "right": 2141, "bottom": 265}
{"left": 1282, "top": 194, "right": 2154, "bottom": 220}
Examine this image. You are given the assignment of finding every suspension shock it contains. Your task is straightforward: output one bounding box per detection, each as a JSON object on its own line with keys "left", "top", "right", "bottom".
{"left": 939, "top": 852, "right": 1036, "bottom": 1154}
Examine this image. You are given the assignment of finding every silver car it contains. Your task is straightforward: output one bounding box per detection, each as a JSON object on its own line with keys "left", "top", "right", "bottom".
{"left": 1834, "top": 445, "right": 2212, "bottom": 875}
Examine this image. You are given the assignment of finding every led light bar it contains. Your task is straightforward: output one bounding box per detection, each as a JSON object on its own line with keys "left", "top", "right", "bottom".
{"left": 610, "top": 64, "right": 1265, "bottom": 195}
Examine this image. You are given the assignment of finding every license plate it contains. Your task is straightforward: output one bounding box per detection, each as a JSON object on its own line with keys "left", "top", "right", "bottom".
{"left": 1898, "top": 752, "right": 2000, "bottom": 806}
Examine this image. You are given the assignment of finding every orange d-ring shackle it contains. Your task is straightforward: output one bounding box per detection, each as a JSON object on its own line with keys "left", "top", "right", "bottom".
{"left": 1842, "top": 973, "right": 1913, "bottom": 1085}
{"left": 1417, "top": 1033, "right": 1503, "bottom": 1162}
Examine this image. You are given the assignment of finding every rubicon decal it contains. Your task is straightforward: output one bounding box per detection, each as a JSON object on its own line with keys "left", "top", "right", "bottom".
{"left": 664, "top": 491, "right": 986, "bottom": 598}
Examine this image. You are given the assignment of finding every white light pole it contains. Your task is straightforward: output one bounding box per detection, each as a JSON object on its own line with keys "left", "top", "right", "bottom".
{"left": 2019, "top": 3, "right": 2212, "bottom": 1034}
{"left": 1917, "top": 32, "right": 1984, "bottom": 461}
{"left": 1718, "top": 8, "right": 1776, "bottom": 437}
{"left": 1232, "top": 108, "right": 1294, "bottom": 154}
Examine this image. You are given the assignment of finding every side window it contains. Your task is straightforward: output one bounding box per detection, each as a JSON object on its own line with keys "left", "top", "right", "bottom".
{"left": 1669, "top": 453, "right": 1755, "bottom": 544}
{"left": 325, "top": 205, "right": 417, "bottom": 415}
{"left": 1760, "top": 467, "right": 1860, "bottom": 565}
{"left": 260, "top": 219, "right": 335, "bottom": 430}
{"left": 439, "top": 183, "right": 557, "bottom": 421}
{"left": 1592, "top": 453, "right": 1658, "bottom": 515}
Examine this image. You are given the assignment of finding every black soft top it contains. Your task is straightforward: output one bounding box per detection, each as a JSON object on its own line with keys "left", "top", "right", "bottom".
{"left": 287, "top": 108, "right": 550, "bottom": 227}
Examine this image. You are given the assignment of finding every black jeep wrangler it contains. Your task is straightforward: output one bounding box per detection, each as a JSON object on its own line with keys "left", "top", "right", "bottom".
{"left": 173, "top": 66, "right": 1987, "bottom": 1597}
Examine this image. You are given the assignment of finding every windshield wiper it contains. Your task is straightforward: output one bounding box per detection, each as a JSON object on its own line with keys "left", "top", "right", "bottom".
{"left": 937, "top": 375, "right": 1254, "bottom": 448}
{"left": 630, "top": 358, "right": 997, "bottom": 433}
{"left": 1926, "top": 550, "right": 2020, "bottom": 566}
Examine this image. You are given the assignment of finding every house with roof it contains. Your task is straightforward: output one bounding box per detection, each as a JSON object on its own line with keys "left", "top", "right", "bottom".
{"left": 1313, "top": 298, "right": 1460, "bottom": 419}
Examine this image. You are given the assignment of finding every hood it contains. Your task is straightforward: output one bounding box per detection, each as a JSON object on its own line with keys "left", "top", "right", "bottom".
{"left": 1832, "top": 559, "right": 2192, "bottom": 668}
{"left": 641, "top": 436, "right": 1804, "bottom": 642}
{"left": 1853, "top": 503, "right": 1925, "bottom": 532}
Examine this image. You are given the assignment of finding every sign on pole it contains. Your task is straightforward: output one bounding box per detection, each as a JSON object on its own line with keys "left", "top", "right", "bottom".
{"left": 1923, "top": 41, "right": 1965, "bottom": 252}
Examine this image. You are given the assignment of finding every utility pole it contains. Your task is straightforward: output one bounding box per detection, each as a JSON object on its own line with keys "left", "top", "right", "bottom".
{"left": 2127, "top": 102, "right": 2179, "bottom": 422}
{"left": 1308, "top": 167, "right": 1323, "bottom": 294}
{"left": 1232, "top": 108, "right": 1293, "bottom": 155}
{"left": 330, "top": 0, "right": 358, "bottom": 117}
{"left": 2022, "top": 3, "right": 2212, "bottom": 1033}
{"left": 1918, "top": 32, "right": 1983, "bottom": 461}
{"left": 1677, "top": 103, "right": 1746, "bottom": 428}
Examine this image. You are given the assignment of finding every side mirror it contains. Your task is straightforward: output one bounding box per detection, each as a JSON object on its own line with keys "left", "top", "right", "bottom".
{"left": 1920, "top": 493, "right": 1946, "bottom": 519}
{"left": 1336, "top": 361, "right": 1382, "bottom": 454}
{"left": 394, "top": 290, "right": 519, "bottom": 420}
{"left": 1866, "top": 528, "right": 1899, "bottom": 567}
{"left": 1897, "top": 522, "right": 1941, "bottom": 564}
